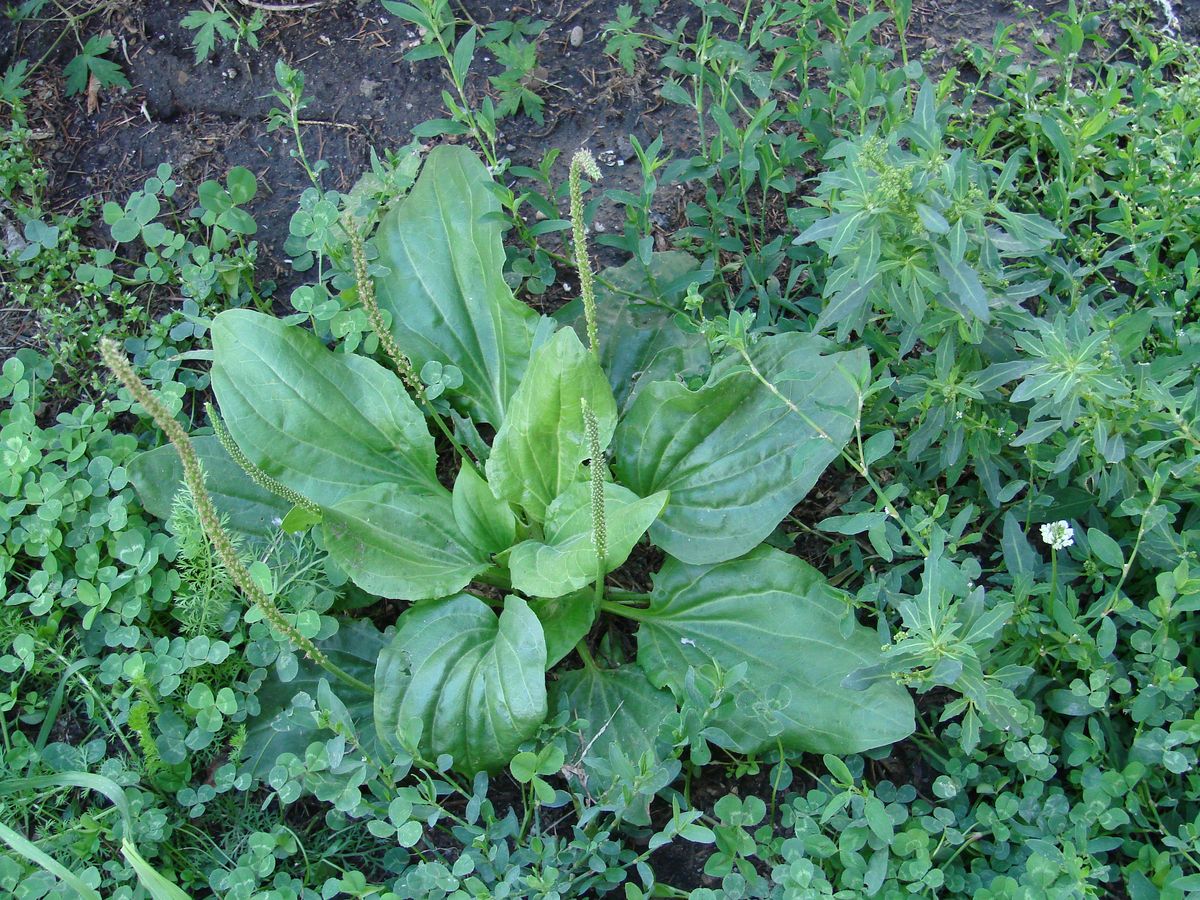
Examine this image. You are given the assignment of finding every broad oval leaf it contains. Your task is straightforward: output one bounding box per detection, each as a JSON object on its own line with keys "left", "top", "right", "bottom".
{"left": 128, "top": 436, "right": 289, "bottom": 537}
{"left": 505, "top": 481, "right": 668, "bottom": 598}
{"left": 550, "top": 665, "right": 676, "bottom": 785}
{"left": 322, "top": 484, "right": 488, "bottom": 600}
{"left": 529, "top": 591, "right": 598, "bottom": 668}
{"left": 374, "top": 145, "right": 546, "bottom": 425}
{"left": 452, "top": 463, "right": 516, "bottom": 555}
{"left": 557, "top": 252, "right": 710, "bottom": 413}
{"left": 242, "top": 620, "right": 384, "bottom": 778}
{"left": 613, "top": 332, "right": 867, "bottom": 564}
{"left": 486, "top": 328, "right": 618, "bottom": 522}
{"left": 636, "top": 546, "right": 915, "bottom": 755}
{"left": 374, "top": 594, "right": 547, "bottom": 773}
{"left": 211, "top": 309, "right": 439, "bottom": 507}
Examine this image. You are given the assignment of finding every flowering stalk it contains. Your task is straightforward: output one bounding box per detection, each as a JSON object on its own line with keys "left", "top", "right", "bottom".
{"left": 569, "top": 150, "right": 602, "bottom": 358}
{"left": 100, "top": 339, "right": 370, "bottom": 695}
{"left": 345, "top": 216, "right": 478, "bottom": 472}
{"left": 206, "top": 402, "right": 320, "bottom": 517}
{"left": 582, "top": 397, "right": 607, "bottom": 607}
{"left": 345, "top": 217, "right": 423, "bottom": 396}
{"left": 1040, "top": 520, "right": 1074, "bottom": 622}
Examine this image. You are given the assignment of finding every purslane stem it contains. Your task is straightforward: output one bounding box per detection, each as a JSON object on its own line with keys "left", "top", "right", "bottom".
{"left": 100, "top": 339, "right": 371, "bottom": 696}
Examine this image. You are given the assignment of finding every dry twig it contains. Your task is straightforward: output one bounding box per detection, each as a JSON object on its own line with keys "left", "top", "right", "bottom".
{"left": 234, "top": 0, "right": 334, "bottom": 12}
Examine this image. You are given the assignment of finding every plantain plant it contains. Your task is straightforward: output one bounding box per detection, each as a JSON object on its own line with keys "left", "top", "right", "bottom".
{"left": 121, "top": 145, "right": 914, "bottom": 779}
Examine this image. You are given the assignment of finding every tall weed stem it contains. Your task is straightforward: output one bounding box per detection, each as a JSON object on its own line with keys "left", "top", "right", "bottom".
{"left": 345, "top": 217, "right": 479, "bottom": 472}
{"left": 583, "top": 397, "right": 607, "bottom": 608}
{"left": 100, "top": 339, "right": 371, "bottom": 695}
{"left": 207, "top": 402, "right": 320, "bottom": 516}
{"left": 569, "top": 150, "right": 602, "bottom": 357}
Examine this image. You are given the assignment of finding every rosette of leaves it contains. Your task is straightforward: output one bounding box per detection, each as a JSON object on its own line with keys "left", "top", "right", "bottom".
{"left": 188, "top": 146, "right": 914, "bottom": 775}
{"left": 793, "top": 82, "right": 1062, "bottom": 349}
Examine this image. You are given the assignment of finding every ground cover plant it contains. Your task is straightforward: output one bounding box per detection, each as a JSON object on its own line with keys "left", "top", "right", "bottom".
{"left": 2, "top": 0, "right": 1200, "bottom": 897}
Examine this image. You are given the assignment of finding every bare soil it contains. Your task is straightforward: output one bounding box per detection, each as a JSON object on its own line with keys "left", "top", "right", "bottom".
{"left": 2, "top": 0, "right": 1107, "bottom": 286}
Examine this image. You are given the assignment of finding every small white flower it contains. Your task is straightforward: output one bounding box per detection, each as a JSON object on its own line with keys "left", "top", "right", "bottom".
{"left": 955, "top": 410, "right": 964, "bottom": 420}
{"left": 1040, "top": 520, "right": 1074, "bottom": 551}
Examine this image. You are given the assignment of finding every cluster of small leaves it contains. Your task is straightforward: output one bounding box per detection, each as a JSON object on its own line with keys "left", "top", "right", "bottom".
{"left": 373, "top": 2, "right": 573, "bottom": 296}
{"left": 1, "top": 147, "right": 266, "bottom": 394}
{"left": 4, "top": 2, "right": 129, "bottom": 100}
{"left": 181, "top": 1, "right": 265, "bottom": 64}
{"left": 0, "top": 350, "right": 373, "bottom": 895}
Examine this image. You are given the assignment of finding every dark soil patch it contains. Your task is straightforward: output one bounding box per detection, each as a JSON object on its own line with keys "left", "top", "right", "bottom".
{"left": 3, "top": 0, "right": 1105, "bottom": 302}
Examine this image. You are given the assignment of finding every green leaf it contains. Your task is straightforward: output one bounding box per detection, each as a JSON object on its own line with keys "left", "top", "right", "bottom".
{"left": 452, "top": 463, "right": 516, "bottom": 554}
{"left": 557, "top": 252, "right": 710, "bottom": 413}
{"left": 374, "top": 145, "right": 546, "bottom": 425}
{"left": 1087, "top": 527, "right": 1124, "bottom": 568}
{"left": 916, "top": 203, "right": 950, "bottom": 234}
{"left": 509, "top": 751, "right": 540, "bottom": 783}
{"left": 864, "top": 795, "right": 894, "bottom": 843}
{"left": 181, "top": 8, "right": 234, "bottom": 64}
{"left": 794, "top": 210, "right": 861, "bottom": 246}
{"left": 847, "top": 10, "right": 889, "bottom": 45}
{"left": 818, "top": 511, "right": 887, "bottom": 535}
{"left": 111, "top": 216, "right": 141, "bottom": 243}
{"left": 528, "top": 591, "right": 598, "bottom": 668}
{"left": 121, "top": 840, "right": 193, "bottom": 900}
{"left": 636, "top": 546, "right": 915, "bottom": 754}
{"left": 217, "top": 206, "right": 256, "bottom": 235}
{"left": 212, "top": 309, "right": 440, "bottom": 507}
{"left": 933, "top": 246, "right": 989, "bottom": 322}
{"left": 550, "top": 665, "right": 676, "bottom": 783}
{"left": 410, "top": 117, "right": 472, "bottom": 137}
{"left": 128, "top": 436, "right": 289, "bottom": 537}
{"left": 280, "top": 504, "right": 322, "bottom": 533}
{"left": 487, "top": 328, "right": 618, "bottom": 522}
{"left": 242, "top": 620, "right": 384, "bottom": 778}
{"left": 63, "top": 34, "right": 130, "bottom": 97}
{"left": 322, "top": 484, "right": 488, "bottom": 600}
{"left": 862, "top": 429, "right": 895, "bottom": 466}
{"left": 0, "top": 820, "right": 101, "bottom": 900}
{"left": 506, "top": 481, "right": 667, "bottom": 598}
{"left": 0, "top": 774, "right": 191, "bottom": 897}
{"left": 226, "top": 166, "right": 257, "bottom": 204}
{"left": 817, "top": 275, "right": 877, "bottom": 331}
{"left": 613, "top": 333, "right": 866, "bottom": 564}
{"left": 374, "top": 594, "right": 547, "bottom": 773}
{"left": 822, "top": 754, "right": 854, "bottom": 785}
{"left": 451, "top": 25, "right": 477, "bottom": 84}
{"left": 905, "top": 80, "right": 942, "bottom": 152}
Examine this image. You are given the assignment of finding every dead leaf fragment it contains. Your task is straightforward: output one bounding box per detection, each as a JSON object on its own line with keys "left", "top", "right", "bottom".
{"left": 86, "top": 72, "right": 101, "bottom": 114}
